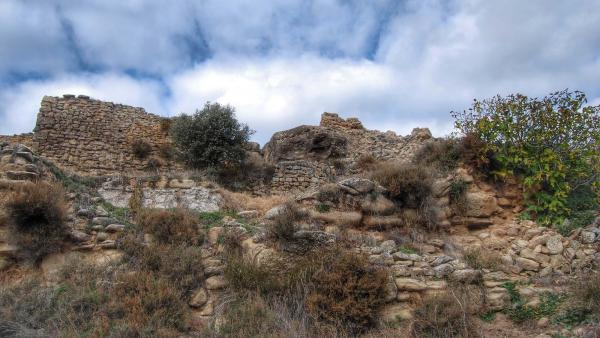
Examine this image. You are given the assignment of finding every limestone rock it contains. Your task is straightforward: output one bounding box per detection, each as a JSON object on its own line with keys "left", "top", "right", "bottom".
{"left": 105, "top": 224, "right": 126, "bottom": 232}
{"left": 465, "top": 191, "right": 500, "bottom": 218}
{"left": 516, "top": 257, "right": 539, "bottom": 271}
{"left": 395, "top": 278, "right": 427, "bottom": 291}
{"left": 189, "top": 288, "right": 208, "bottom": 308}
{"left": 205, "top": 275, "right": 228, "bottom": 290}
{"left": 69, "top": 230, "right": 90, "bottom": 243}
{"left": 545, "top": 235, "right": 563, "bottom": 254}
{"left": 263, "top": 125, "right": 348, "bottom": 162}
{"left": 337, "top": 178, "right": 376, "bottom": 195}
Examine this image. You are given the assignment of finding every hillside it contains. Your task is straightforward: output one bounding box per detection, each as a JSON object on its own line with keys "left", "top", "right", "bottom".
{"left": 0, "top": 95, "right": 599, "bottom": 338}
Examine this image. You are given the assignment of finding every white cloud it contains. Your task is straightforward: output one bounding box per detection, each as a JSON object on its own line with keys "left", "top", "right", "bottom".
{"left": 1, "top": 0, "right": 599, "bottom": 145}
{"left": 0, "top": 73, "right": 165, "bottom": 135}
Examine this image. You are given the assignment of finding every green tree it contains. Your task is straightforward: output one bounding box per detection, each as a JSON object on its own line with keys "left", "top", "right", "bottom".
{"left": 171, "top": 102, "right": 254, "bottom": 169}
{"left": 451, "top": 90, "right": 600, "bottom": 226}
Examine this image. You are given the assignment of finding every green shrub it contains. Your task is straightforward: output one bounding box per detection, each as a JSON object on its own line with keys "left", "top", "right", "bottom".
{"left": 170, "top": 102, "right": 254, "bottom": 169}
{"left": 370, "top": 162, "right": 433, "bottom": 209}
{"left": 305, "top": 249, "right": 387, "bottom": 334}
{"left": 131, "top": 139, "right": 152, "bottom": 159}
{"left": 452, "top": 90, "right": 600, "bottom": 226}
{"left": 5, "top": 182, "right": 68, "bottom": 262}
{"left": 137, "top": 208, "right": 202, "bottom": 245}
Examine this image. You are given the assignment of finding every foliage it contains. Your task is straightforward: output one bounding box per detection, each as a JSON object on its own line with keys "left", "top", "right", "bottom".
{"left": 370, "top": 162, "right": 433, "bottom": 209}
{"left": 305, "top": 249, "right": 388, "bottom": 334}
{"left": 501, "top": 282, "right": 562, "bottom": 323}
{"left": 5, "top": 182, "right": 68, "bottom": 262}
{"left": 131, "top": 139, "right": 152, "bottom": 159}
{"left": 207, "top": 154, "right": 275, "bottom": 191}
{"left": 452, "top": 90, "right": 600, "bottom": 226}
{"left": 137, "top": 208, "right": 202, "bottom": 245}
{"left": 170, "top": 102, "right": 254, "bottom": 169}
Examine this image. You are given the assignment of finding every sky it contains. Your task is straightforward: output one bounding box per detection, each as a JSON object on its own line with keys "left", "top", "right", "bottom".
{"left": 1, "top": 0, "right": 599, "bottom": 145}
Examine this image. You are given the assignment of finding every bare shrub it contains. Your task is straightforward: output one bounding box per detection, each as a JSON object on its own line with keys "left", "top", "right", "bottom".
{"left": 5, "top": 182, "right": 68, "bottom": 262}
{"left": 356, "top": 154, "right": 378, "bottom": 171}
{"left": 218, "top": 189, "right": 289, "bottom": 215}
{"left": 413, "top": 138, "right": 462, "bottom": 174}
{"left": 411, "top": 286, "right": 482, "bottom": 338}
{"left": 131, "top": 139, "right": 152, "bottom": 159}
{"left": 137, "top": 208, "right": 202, "bottom": 245}
{"left": 267, "top": 203, "right": 307, "bottom": 242}
{"left": 566, "top": 270, "right": 600, "bottom": 322}
{"left": 463, "top": 247, "right": 501, "bottom": 270}
{"left": 316, "top": 183, "right": 344, "bottom": 203}
{"left": 370, "top": 162, "right": 433, "bottom": 209}
{"left": 306, "top": 249, "right": 388, "bottom": 334}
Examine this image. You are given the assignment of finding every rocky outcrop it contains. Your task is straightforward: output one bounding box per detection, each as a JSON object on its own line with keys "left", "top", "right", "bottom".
{"left": 98, "top": 176, "right": 222, "bottom": 212}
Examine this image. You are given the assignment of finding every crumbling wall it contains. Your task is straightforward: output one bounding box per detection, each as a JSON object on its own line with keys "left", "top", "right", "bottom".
{"left": 265, "top": 112, "right": 433, "bottom": 193}
{"left": 0, "top": 133, "right": 34, "bottom": 148}
{"left": 32, "top": 95, "right": 178, "bottom": 175}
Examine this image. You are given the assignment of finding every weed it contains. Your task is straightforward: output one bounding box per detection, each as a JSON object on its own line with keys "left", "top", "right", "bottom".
{"left": 131, "top": 139, "right": 152, "bottom": 159}
{"left": 5, "top": 182, "right": 68, "bottom": 262}
{"left": 137, "top": 208, "right": 202, "bottom": 245}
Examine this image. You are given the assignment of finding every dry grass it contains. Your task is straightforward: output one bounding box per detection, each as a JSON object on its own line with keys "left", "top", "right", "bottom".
{"left": 136, "top": 208, "right": 202, "bottom": 245}
{"left": 566, "top": 270, "right": 600, "bottom": 322}
{"left": 410, "top": 285, "right": 483, "bottom": 338}
{"left": 219, "top": 189, "right": 289, "bottom": 214}
{"left": 306, "top": 248, "right": 388, "bottom": 334}
{"left": 5, "top": 182, "right": 68, "bottom": 262}
{"left": 370, "top": 162, "right": 433, "bottom": 209}
{"left": 356, "top": 154, "right": 379, "bottom": 172}
{"left": 267, "top": 202, "right": 308, "bottom": 242}
{"left": 463, "top": 247, "right": 502, "bottom": 270}
{"left": 131, "top": 139, "right": 152, "bottom": 159}
{"left": 413, "top": 138, "right": 462, "bottom": 174}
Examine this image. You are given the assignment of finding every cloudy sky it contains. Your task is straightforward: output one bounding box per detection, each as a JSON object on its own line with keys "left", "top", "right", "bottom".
{"left": 1, "top": 0, "right": 599, "bottom": 144}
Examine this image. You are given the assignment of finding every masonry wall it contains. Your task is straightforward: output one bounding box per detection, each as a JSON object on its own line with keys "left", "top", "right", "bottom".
{"left": 32, "top": 95, "right": 177, "bottom": 175}
{"left": 0, "top": 133, "right": 34, "bottom": 148}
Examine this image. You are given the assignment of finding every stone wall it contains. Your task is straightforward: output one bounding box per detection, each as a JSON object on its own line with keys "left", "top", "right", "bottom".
{"left": 32, "top": 95, "right": 178, "bottom": 175}
{"left": 264, "top": 112, "right": 433, "bottom": 193}
{"left": 0, "top": 133, "right": 34, "bottom": 148}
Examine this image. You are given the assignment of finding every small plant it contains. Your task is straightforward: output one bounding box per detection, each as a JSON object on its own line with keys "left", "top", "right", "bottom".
{"left": 305, "top": 249, "right": 388, "bottom": 334}
{"left": 5, "top": 182, "right": 68, "bottom": 262}
{"left": 137, "top": 208, "right": 202, "bottom": 245}
{"left": 199, "top": 211, "right": 226, "bottom": 228}
{"left": 145, "top": 157, "right": 163, "bottom": 171}
{"left": 370, "top": 162, "right": 433, "bottom": 209}
{"left": 356, "top": 154, "right": 378, "bottom": 171}
{"left": 414, "top": 138, "right": 462, "bottom": 173}
{"left": 563, "top": 271, "right": 600, "bottom": 323}
{"left": 463, "top": 247, "right": 501, "bottom": 270}
{"left": 411, "top": 287, "right": 481, "bottom": 337}
{"left": 316, "top": 203, "right": 330, "bottom": 213}
{"left": 131, "top": 139, "right": 152, "bottom": 159}
{"left": 397, "top": 245, "right": 418, "bottom": 254}
{"left": 449, "top": 178, "right": 470, "bottom": 215}
{"left": 267, "top": 203, "right": 306, "bottom": 242}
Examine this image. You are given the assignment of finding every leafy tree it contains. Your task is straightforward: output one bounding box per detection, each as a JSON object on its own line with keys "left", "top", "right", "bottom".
{"left": 451, "top": 90, "right": 600, "bottom": 226}
{"left": 171, "top": 102, "right": 254, "bottom": 169}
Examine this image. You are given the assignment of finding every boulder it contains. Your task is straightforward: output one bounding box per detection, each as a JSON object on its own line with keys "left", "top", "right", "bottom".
{"left": 465, "top": 191, "right": 500, "bottom": 218}
{"left": 189, "top": 288, "right": 209, "bottom": 308}
{"left": 433, "top": 263, "right": 454, "bottom": 278}
{"left": 516, "top": 257, "right": 539, "bottom": 271}
{"left": 263, "top": 125, "right": 348, "bottom": 162}
{"left": 205, "top": 275, "right": 228, "bottom": 290}
{"left": 337, "top": 178, "right": 376, "bottom": 195}
{"left": 395, "top": 278, "right": 428, "bottom": 291}
{"left": 105, "top": 224, "right": 126, "bottom": 232}
{"left": 545, "top": 235, "right": 563, "bottom": 254}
